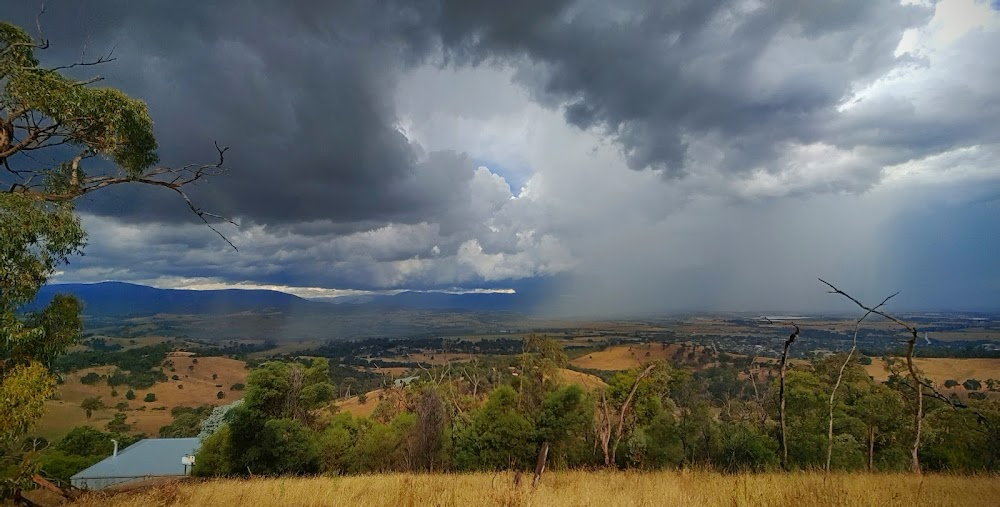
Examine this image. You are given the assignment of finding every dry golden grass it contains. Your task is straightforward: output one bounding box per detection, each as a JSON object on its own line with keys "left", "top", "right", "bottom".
{"left": 35, "top": 356, "right": 248, "bottom": 439}
{"left": 336, "top": 390, "right": 382, "bottom": 418}
{"left": 864, "top": 357, "right": 1000, "bottom": 385}
{"left": 70, "top": 470, "right": 1000, "bottom": 507}
{"left": 557, "top": 368, "right": 607, "bottom": 391}
{"left": 372, "top": 366, "right": 412, "bottom": 377}
{"left": 570, "top": 343, "right": 686, "bottom": 370}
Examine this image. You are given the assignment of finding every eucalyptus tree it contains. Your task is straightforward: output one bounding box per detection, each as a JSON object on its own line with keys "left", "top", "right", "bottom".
{"left": 1, "top": 19, "right": 230, "bottom": 492}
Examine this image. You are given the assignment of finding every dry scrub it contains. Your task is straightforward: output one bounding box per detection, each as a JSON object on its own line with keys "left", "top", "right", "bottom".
{"left": 70, "top": 470, "right": 1000, "bottom": 507}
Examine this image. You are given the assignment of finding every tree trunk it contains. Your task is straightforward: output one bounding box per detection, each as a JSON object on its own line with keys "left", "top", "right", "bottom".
{"left": 911, "top": 381, "right": 923, "bottom": 474}
{"left": 827, "top": 315, "right": 869, "bottom": 472}
{"left": 598, "top": 391, "right": 613, "bottom": 466}
{"left": 533, "top": 441, "right": 550, "bottom": 487}
{"left": 867, "top": 425, "right": 875, "bottom": 472}
{"left": 778, "top": 324, "right": 799, "bottom": 471}
{"left": 905, "top": 330, "right": 922, "bottom": 474}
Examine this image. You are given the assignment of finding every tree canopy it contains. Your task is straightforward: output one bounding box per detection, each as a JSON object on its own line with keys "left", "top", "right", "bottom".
{"left": 1, "top": 19, "right": 228, "bottom": 498}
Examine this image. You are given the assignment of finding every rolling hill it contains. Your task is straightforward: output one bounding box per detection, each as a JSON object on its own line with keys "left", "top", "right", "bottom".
{"left": 27, "top": 282, "right": 327, "bottom": 317}
{"left": 26, "top": 281, "right": 544, "bottom": 317}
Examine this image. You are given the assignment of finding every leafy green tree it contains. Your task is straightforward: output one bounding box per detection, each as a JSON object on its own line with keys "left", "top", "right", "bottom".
{"left": 854, "top": 383, "right": 908, "bottom": 471}
{"left": 218, "top": 406, "right": 322, "bottom": 476}
{"left": 194, "top": 426, "right": 232, "bottom": 477}
{"left": 318, "top": 412, "right": 360, "bottom": 474}
{"left": 106, "top": 413, "right": 131, "bottom": 434}
{"left": 456, "top": 386, "right": 536, "bottom": 470}
{"left": 35, "top": 450, "right": 98, "bottom": 486}
{"left": 717, "top": 422, "right": 778, "bottom": 472}
{"left": 245, "top": 360, "right": 335, "bottom": 425}
{"left": 640, "top": 411, "right": 685, "bottom": 469}
{"left": 144, "top": 393, "right": 156, "bottom": 403}
{"left": 125, "top": 390, "right": 136, "bottom": 400}
{"left": 536, "top": 385, "right": 593, "bottom": 468}
{"left": 217, "top": 391, "right": 225, "bottom": 400}
{"left": 244, "top": 362, "right": 292, "bottom": 417}
{"left": 80, "top": 397, "right": 104, "bottom": 420}
{"left": 0, "top": 20, "right": 228, "bottom": 482}
{"left": 922, "top": 399, "right": 1000, "bottom": 471}
{"left": 517, "top": 335, "right": 568, "bottom": 412}
{"left": 53, "top": 426, "right": 138, "bottom": 457}
{"left": 80, "top": 372, "right": 101, "bottom": 385}
{"left": 963, "top": 379, "right": 982, "bottom": 391}
{"left": 159, "top": 412, "right": 205, "bottom": 438}
{"left": 339, "top": 414, "right": 416, "bottom": 474}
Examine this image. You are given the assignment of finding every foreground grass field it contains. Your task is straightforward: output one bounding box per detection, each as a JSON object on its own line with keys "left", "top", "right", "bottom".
{"left": 71, "top": 470, "right": 1000, "bottom": 507}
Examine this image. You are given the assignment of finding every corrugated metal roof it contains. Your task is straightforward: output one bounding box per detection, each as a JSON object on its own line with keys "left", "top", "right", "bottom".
{"left": 71, "top": 438, "right": 200, "bottom": 481}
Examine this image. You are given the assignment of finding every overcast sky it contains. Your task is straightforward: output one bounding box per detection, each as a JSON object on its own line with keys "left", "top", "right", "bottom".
{"left": 7, "top": 0, "right": 999, "bottom": 314}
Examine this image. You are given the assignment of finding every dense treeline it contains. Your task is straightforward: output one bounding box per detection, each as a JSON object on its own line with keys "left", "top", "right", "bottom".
{"left": 193, "top": 337, "right": 1000, "bottom": 477}
{"left": 54, "top": 343, "right": 173, "bottom": 374}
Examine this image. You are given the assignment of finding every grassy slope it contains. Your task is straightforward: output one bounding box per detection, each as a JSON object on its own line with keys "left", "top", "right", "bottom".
{"left": 70, "top": 471, "right": 1000, "bottom": 507}
{"left": 570, "top": 343, "right": 688, "bottom": 370}
{"left": 35, "top": 355, "right": 248, "bottom": 439}
{"left": 864, "top": 357, "right": 1000, "bottom": 384}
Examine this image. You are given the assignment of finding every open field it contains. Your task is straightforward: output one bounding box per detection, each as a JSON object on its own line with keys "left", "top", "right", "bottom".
{"left": 336, "top": 390, "right": 381, "bottom": 418}
{"left": 864, "top": 357, "right": 1000, "bottom": 384}
{"left": 570, "top": 342, "right": 689, "bottom": 370}
{"left": 69, "top": 471, "right": 1000, "bottom": 507}
{"left": 557, "top": 368, "right": 607, "bottom": 391}
{"left": 35, "top": 355, "right": 248, "bottom": 439}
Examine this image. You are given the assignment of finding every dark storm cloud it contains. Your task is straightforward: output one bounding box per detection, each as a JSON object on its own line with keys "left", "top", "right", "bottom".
{"left": 6, "top": 0, "right": 933, "bottom": 227}
{"left": 4, "top": 1, "right": 449, "bottom": 227}
{"left": 406, "top": 0, "right": 932, "bottom": 177}
{"left": 8, "top": 1, "right": 999, "bottom": 307}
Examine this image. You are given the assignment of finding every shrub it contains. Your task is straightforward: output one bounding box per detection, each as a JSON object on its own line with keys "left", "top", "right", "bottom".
{"left": 144, "top": 393, "right": 157, "bottom": 402}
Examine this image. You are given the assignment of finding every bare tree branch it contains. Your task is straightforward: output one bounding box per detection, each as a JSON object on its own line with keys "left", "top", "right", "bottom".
{"left": 819, "top": 278, "right": 923, "bottom": 473}
{"left": 35, "top": 1, "right": 47, "bottom": 42}
{"left": 776, "top": 321, "right": 799, "bottom": 471}
{"left": 825, "top": 290, "right": 897, "bottom": 472}
{"left": 7, "top": 143, "right": 239, "bottom": 250}
{"left": 46, "top": 43, "right": 117, "bottom": 72}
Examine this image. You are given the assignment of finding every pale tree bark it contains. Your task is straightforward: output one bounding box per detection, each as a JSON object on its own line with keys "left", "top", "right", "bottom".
{"left": 597, "top": 363, "right": 656, "bottom": 466}
{"left": 820, "top": 279, "right": 925, "bottom": 474}
{"left": 904, "top": 332, "right": 923, "bottom": 474}
{"left": 532, "top": 441, "right": 550, "bottom": 487}
{"left": 825, "top": 291, "right": 897, "bottom": 472}
{"left": 868, "top": 425, "right": 875, "bottom": 471}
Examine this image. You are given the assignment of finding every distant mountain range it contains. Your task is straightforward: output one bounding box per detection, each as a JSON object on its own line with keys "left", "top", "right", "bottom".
{"left": 26, "top": 281, "right": 543, "bottom": 317}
